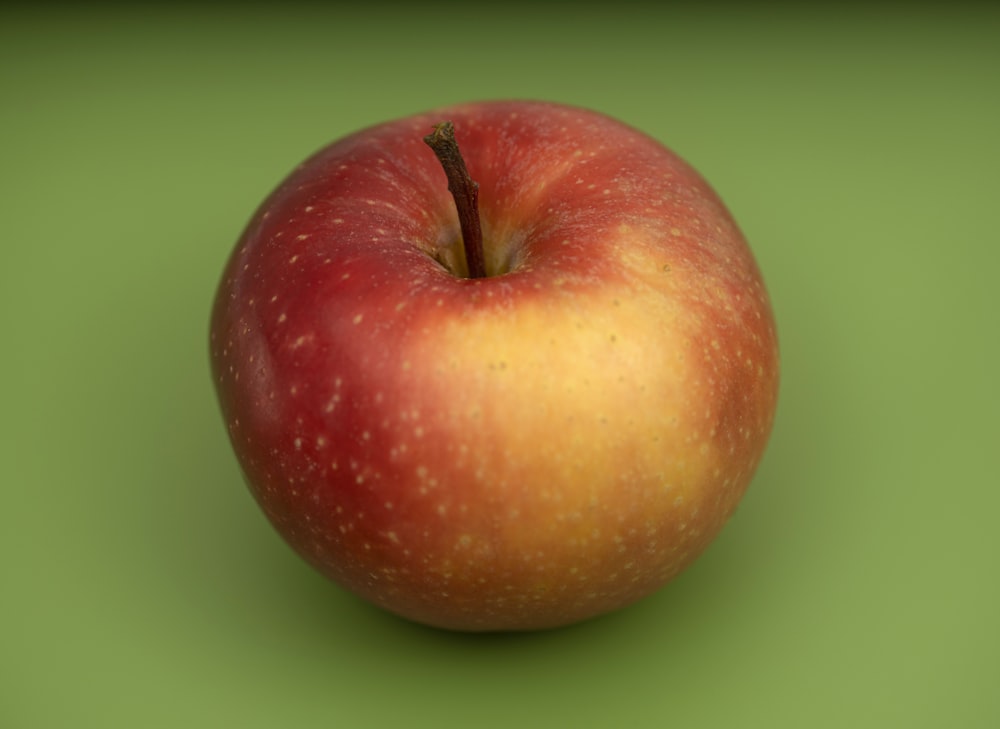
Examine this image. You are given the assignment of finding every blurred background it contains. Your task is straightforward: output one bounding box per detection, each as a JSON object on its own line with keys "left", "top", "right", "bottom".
{"left": 3, "top": 3, "right": 998, "bottom": 727}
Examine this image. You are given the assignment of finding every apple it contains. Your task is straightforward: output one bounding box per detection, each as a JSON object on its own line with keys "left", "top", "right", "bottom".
{"left": 210, "top": 100, "right": 779, "bottom": 631}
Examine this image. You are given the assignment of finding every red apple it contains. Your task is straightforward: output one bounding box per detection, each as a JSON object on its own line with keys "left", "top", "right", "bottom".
{"left": 210, "top": 100, "right": 779, "bottom": 631}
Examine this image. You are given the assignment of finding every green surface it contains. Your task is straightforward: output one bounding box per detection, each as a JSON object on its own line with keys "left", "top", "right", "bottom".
{"left": 3, "top": 4, "right": 998, "bottom": 727}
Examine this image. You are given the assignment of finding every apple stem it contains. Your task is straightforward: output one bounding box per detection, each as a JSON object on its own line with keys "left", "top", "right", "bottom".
{"left": 423, "top": 122, "right": 487, "bottom": 279}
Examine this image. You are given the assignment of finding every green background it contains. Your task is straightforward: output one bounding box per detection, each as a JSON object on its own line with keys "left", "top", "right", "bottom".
{"left": 3, "top": 4, "right": 998, "bottom": 727}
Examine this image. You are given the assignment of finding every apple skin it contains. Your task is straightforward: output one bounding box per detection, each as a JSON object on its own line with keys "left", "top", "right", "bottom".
{"left": 210, "top": 100, "right": 779, "bottom": 631}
